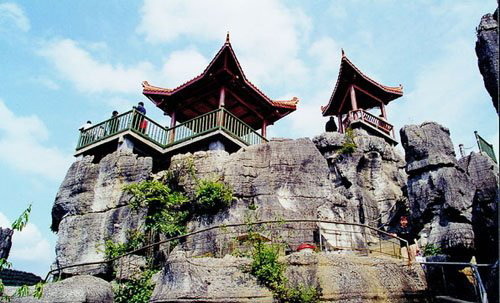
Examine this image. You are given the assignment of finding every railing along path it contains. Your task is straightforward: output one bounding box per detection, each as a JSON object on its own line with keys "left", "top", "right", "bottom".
{"left": 76, "top": 108, "right": 267, "bottom": 151}
{"left": 45, "top": 219, "right": 410, "bottom": 282}
{"left": 341, "top": 109, "right": 393, "bottom": 135}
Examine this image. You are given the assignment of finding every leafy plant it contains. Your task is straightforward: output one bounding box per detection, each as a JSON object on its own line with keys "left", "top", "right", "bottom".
{"left": 193, "top": 179, "right": 233, "bottom": 215}
{"left": 114, "top": 269, "right": 156, "bottom": 303}
{"left": 249, "top": 241, "right": 320, "bottom": 303}
{"left": 103, "top": 229, "right": 145, "bottom": 260}
{"left": 11, "top": 204, "right": 31, "bottom": 232}
{"left": 338, "top": 128, "right": 357, "bottom": 155}
{"left": 422, "top": 243, "right": 443, "bottom": 257}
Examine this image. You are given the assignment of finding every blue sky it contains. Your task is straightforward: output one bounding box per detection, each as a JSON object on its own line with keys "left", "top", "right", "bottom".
{"left": 0, "top": 0, "right": 498, "bottom": 277}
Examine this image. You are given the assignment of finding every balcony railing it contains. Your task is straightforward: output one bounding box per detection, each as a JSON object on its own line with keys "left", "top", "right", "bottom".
{"left": 76, "top": 108, "right": 267, "bottom": 151}
{"left": 342, "top": 109, "right": 393, "bottom": 135}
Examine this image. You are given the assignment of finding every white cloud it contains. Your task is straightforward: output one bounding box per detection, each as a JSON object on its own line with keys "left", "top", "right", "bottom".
{"left": 10, "top": 222, "right": 52, "bottom": 263}
{"left": 161, "top": 48, "right": 208, "bottom": 87}
{"left": 137, "top": 0, "right": 311, "bottom": 86}
{"left": 0, "top": 3, "right": 30, "bottom": 32}
{"left": 0, "top": 212, "right": 10, "bottom": 228}
{"left": 0, "top": 99, "right": 72, "bottom": 181}
{"left": 390, "top": 38, "right": 499, "bottom": 154}
{"left": 38, "top": 39, "right": 155, "bottom": 94}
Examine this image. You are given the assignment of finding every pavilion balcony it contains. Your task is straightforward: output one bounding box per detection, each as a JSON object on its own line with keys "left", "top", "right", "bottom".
{"left": 75, "top": 108, "right": 267, "bottom": 157}
{"left": 341, "top": 109, "right": 396, "bottom": 143}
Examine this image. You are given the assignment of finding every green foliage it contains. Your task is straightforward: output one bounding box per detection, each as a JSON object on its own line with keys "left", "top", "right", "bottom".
{"left": 33, "top": 282, "right": 44, "bottom": 299}
{"left": 249, "top": 241, "right": 320, "bottom": 303}
{"left": 422, "top": 243, "right": 443, "bottom": 257}
{"left": 103, "top": 229, "right": 145, "bottom": 260}
{"left": 338, "top": 128, "right": 357, "bottom": 155}
{"left": 11, "top": 204, "right": 31, "bottom": 232}
{"left": 124, "top": 180, "right": 190, "bottom": 237}
{"left": 194, "top": 179, "right": 233, "bottom": 215}
{"left": 114, "top": 269, "right": 156, "bottom": 303}
{"left": 14, "top": 285, "right": 30, "bottom": 297}
{"left": 0, "top": 258, "right": 12, "bottom": 270}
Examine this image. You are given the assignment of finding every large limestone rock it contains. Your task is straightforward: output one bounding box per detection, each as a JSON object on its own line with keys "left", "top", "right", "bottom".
{"left": 151, "top": 251, "right": 272, "bottom": 303}
{"left": 51, "top": 150, "right": 152, "bottom": 276}
{"left": 0, "top": 227, "right": 13, "bottom": 259}
{"left": 401, "top": 122, "right": 476, "bottom": 257}
{"left": 151, "top": 252, "right": 428, "bottom": 303}
{"left": 475, "top": 7, "right": 499, "bottom": 113}
{"left": 313, "top": 129, "right": 408, "bottom": 231}
{"left": 458, "top": 152, "right": 499, "bottom": 262}
{"left": 6, "top": 275, "right": 113, "bottom": 303}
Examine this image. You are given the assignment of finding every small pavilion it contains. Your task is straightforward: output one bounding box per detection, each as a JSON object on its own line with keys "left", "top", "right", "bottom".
{"left": 74, "top": 34, "right": 298, "bottom": 164}
{"left": 321, "top": 51, "right": 403, "bottom": 145}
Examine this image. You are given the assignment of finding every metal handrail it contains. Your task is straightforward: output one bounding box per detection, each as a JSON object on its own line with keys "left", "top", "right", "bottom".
{"left": 76, "top": 108, "right": 268, "bottom": 151}
{"left": 44, "top": 218, "right": 409, "bottom": 282}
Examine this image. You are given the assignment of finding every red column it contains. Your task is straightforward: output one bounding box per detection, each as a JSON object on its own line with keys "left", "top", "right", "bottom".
{"left": 350, "top": 85, "right": 358, "bottom": 111}
{"left": 218, "top": 86, "right": 225, "bottom": 108}
{"left": 338, "top": 114, "right": 343, "bottom": 133}
{"left": 169, "top": 111, "right": 176, "bottom": 144}
{"left": 380, "top": 103, "right": 387, "bottom": 119}
{"left": 261, "top": 120, "right": 267, "bottom": 141}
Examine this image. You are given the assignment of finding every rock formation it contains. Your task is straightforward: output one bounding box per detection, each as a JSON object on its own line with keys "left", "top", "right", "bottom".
{"left": 0, "top": 227, "right": 13, "bottom": 260}
{"left": 152, "top": 251, "right": 428, "bottom": 303}
{"left": 7, "top": 275, "right": 113, "bottom": 303}
{"left": 400, "top": 122, "right": 476, "bottom": 258}
{"left": 51, "top": 150, "right": 152, "bottom": 277}
{"left": 475, "top": 6, "right": 499, "bottom": 113}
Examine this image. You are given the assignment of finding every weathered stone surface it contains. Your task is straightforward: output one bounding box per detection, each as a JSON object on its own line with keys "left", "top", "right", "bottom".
{"left": 400, "top": 122, "right": 457, "bottom": 173}
{"left": 475, "top": 7, "right": 499, "bottom": 113}
{"left": 51, "top": 150, "right": 152, "bottom": 232}
{"left": 51, "top": 150, "right": 151, "bottom": 277}
{"left": 0, "top": 227, "right": 13, "bottom": 260}
{"left": 459, "top": 151, "right": 499, "bottom": 264}
{"left": 113, "top": 254, "right": 147, "bottom": 281}
{"left": 313, "top": 129, "right": 408, "bottom": 231}
{"left": 401, "top": 123, "right": 476, "bottom": 256}
{"left": 6, "top": 275, "right": 113, "bottom": 303}
{"left": 150, "top": 251, "right": 272, "bottom": 303}
{"left": 152, "top": 251, "right": 429, "bottom": 303}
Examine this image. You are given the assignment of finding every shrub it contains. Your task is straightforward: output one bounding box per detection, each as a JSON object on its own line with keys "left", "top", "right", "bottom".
{"left": 422, "top": 243, "right": 443, "bottom": 257}
{"left": 338, "top": 128, "right": 357, "bottom": 155}
{"left": 114, "top": 269, "right": 156, "bottom": 303}
{"left": 194, "top": 179, "right": 233, "bottom": 215}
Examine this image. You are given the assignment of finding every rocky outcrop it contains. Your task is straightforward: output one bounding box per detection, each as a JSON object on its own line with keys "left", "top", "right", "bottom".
{"left": 6, "top": 275, "right": 113, "bottom": 303}
{"left": 0, "top": 227, "right": 13, "bottom": 259}
{"left": 51, "top": 150, "right": 152, "bottom": 277}
{"left": 475, "top": 7, "right": 499, "bottom": 113}
{"left": 152, "top": 251, "right": 428, "bottom": 303}
{"left": 313, "top": 129, "right": 407, "bottom": 231}
{"left": 459, "top": 151, "right": 499, "bottom": 264}
{"left": 0, "top": 269, "right": 41, "bottom": 286}
{"left": 401, "top": 122, "right": 476, "bottom": 257}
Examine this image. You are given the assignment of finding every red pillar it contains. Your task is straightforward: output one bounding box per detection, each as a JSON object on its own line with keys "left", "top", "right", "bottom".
{"left": 169, "top": 111, "right": 176, "bottom": 143}
{"left": 338, "top": 114, "right": 343, "bottom": 133}
{"left": 218, "top": 86, "right": 226, "bottom": 127}
{"left": 350, "top": 85, "right": 358, "bottom": 111}
{"left": 380, "top": 103, "right": 387, "bottom": 119}
{"left": 261, "top": 119, "right": 267, "bottom": 141}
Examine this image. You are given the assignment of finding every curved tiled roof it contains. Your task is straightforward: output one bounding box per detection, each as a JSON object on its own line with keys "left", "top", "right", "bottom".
{"left": 322, "top": 52, "right": 403, "bottom": 116}
{"left": 143, "top": 40, "right": 298, "bottom": 111}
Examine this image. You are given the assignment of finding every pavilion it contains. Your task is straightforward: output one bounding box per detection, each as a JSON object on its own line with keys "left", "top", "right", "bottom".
{"left": 321, "top": 50, "right": 403, "bottom": 145}
{"left": 74, "top": 34, "right": 298, "bottom": 165}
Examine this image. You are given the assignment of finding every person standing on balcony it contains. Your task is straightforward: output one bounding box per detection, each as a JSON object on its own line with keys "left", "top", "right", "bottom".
{"left": 133, "top": 102, "right": 147, "bottom": 134}
{"left": 325, "top": 116, "right": 338, "bottom": 132}
{"left": 108, "top": 111, "right": 119, "bottom": 135}
{"left": 79, "top": 120, "right": 93, "bottom": 144}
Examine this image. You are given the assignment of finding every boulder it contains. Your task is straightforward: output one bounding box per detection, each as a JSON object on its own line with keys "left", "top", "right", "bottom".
{"left": 401, "top": 122, "right": 476, "bottom": 256}
{"left": 475, "top": 7, "right": 499, "bottom": 113}
{"left": 151, "top": 251, "right": 429, "bottom": 303}
{"left": 6, "top": 275, "right": 113, "bottom": 303}
{"left": 0, "top": 227, "right": 13, "bottom": 260}
{"left": 51, "top": 150, "right": 151, "bottom": 277}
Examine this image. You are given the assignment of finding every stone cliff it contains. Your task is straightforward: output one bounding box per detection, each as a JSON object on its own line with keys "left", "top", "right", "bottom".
{"left": 475, "top": 6, "right": 499, "bottom": 113}
{"left": 40, "top": 123, "right": 497, "bottom": 302}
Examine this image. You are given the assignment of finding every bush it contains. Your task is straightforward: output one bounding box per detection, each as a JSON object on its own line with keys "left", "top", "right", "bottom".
{"left": 338, "top": 128, "right": 357, "bottom": 155}
{"left": 422, "top": 243, "right": 443, "bottom": 257}
{"left": 114, "top": 269, "right": 156, "bottom": 303}
{"left": 194, "top": 179, "right": 233, "bottom": 215}
{"left": 103, "top": 229, "right": 145, "bottom": 260}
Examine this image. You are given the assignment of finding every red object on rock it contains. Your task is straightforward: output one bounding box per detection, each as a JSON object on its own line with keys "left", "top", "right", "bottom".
{"left": 297, "top": 243, "right": 316, "bottom": 252}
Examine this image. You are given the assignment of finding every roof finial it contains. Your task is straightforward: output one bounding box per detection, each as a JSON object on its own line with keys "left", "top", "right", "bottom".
{"left": 341, "top": 48, "right": 345, "bottom": 57}
{"left": 226, "top": 31, "right": 230, "bottom": 44}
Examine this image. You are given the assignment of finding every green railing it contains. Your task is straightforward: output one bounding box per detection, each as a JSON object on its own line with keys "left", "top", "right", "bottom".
{"left": 76, "top": 108, "right": 267, "bottom": 151}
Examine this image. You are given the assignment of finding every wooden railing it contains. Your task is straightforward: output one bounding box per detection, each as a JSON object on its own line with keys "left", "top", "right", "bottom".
{"left": 76, "top": 108, "right": 267, "bottom": 151}
{"left": 342, "top": 109, "right": 393, "bottom": 135}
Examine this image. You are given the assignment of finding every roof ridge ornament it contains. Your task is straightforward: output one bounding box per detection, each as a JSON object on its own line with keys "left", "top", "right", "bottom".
{"left": 341, "top": 48, "right": 345, "bottom": 57}
{"left": 226, "top": 31, "right": 230, "bottom": 44}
